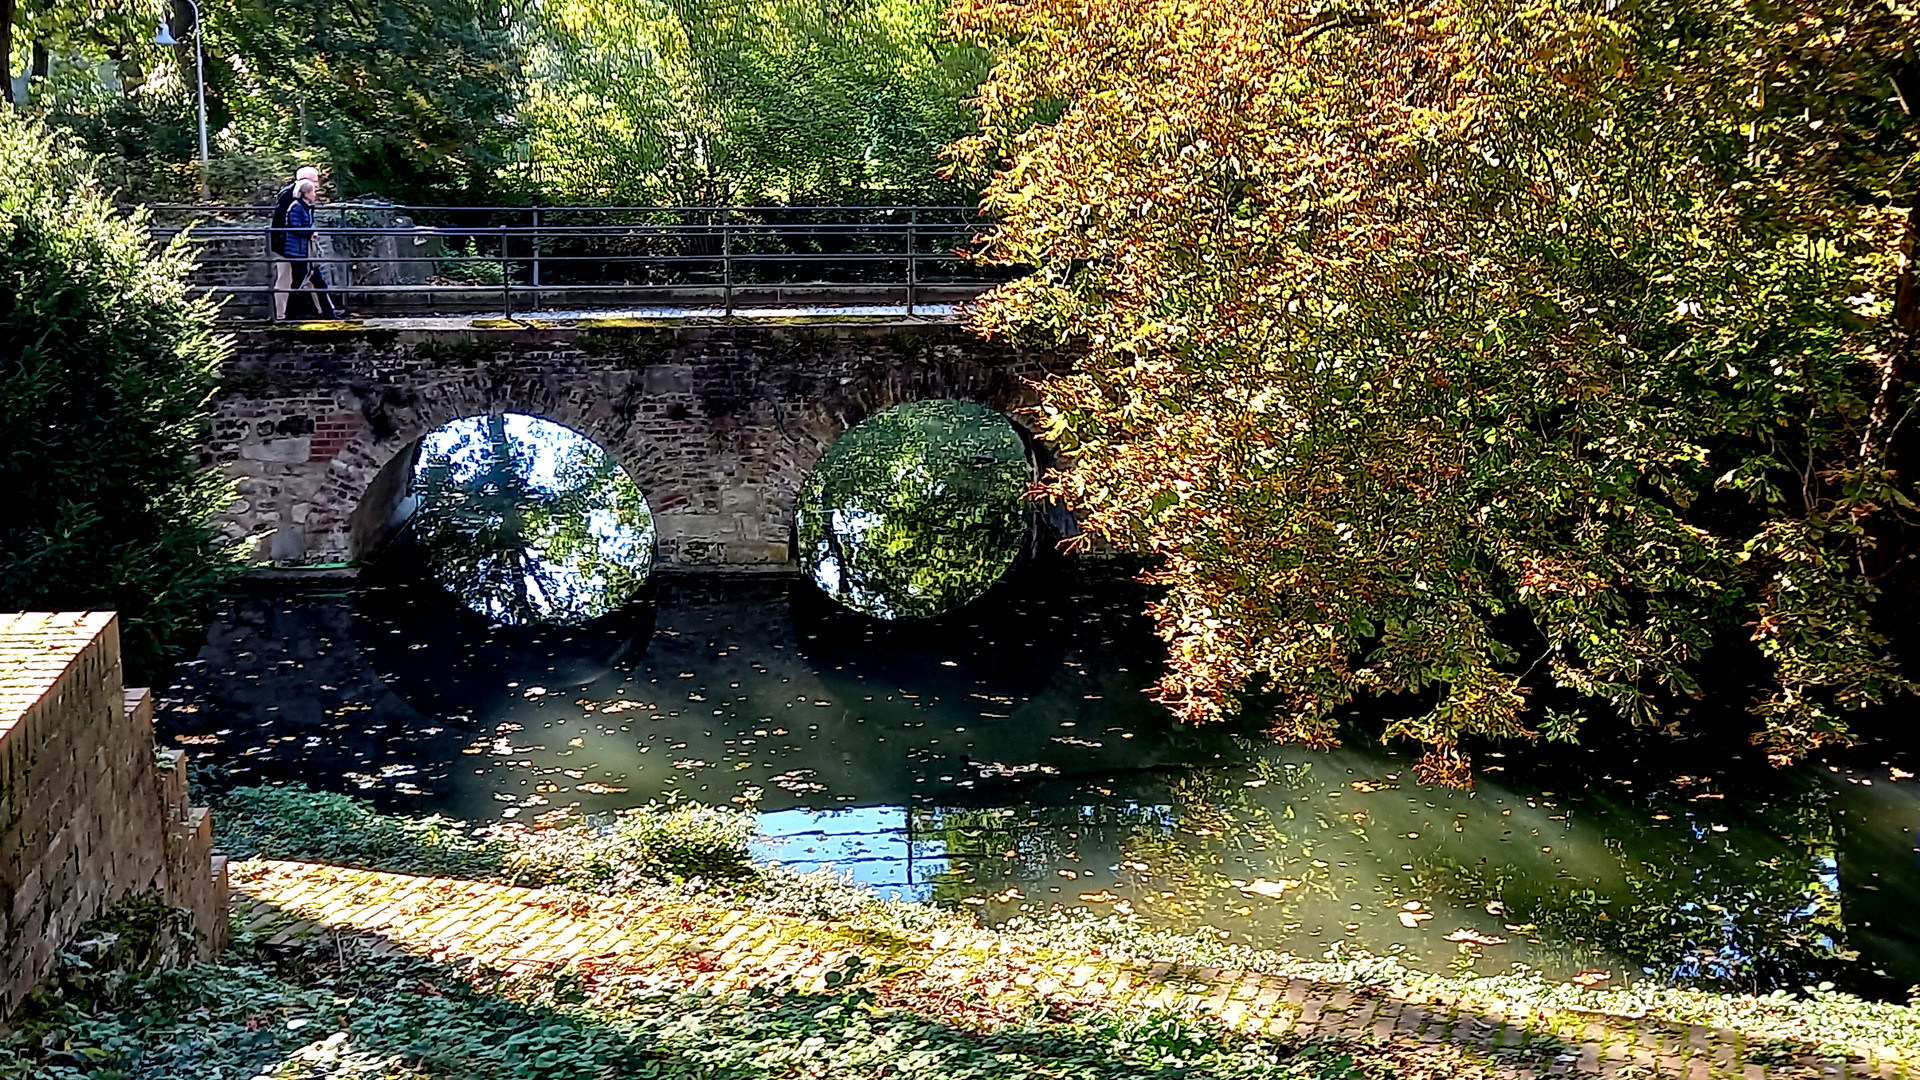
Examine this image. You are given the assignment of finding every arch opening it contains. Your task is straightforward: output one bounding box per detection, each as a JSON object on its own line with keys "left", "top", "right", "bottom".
{"left": 373, "top": 412, "right": 657, "bottom": 626}
{"left": 796, "top": 399, "right": 1032, "bottom": 620}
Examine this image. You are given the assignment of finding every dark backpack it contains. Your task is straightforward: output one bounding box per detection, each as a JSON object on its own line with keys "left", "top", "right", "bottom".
{"left": 269, "top": 183, "right": 296, "bottom": 256}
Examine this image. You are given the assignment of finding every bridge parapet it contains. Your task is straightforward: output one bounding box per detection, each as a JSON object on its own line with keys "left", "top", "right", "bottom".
{"left": 145, "top": 203, "right": 1006, "bottom": 321}
{"left": 207, "top": 320, "right": 1069, "bottom": 570}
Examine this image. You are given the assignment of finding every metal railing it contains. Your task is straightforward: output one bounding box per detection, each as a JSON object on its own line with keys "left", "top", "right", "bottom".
{"left": 140, "top": 203, "right": 1007, "bottom": 320}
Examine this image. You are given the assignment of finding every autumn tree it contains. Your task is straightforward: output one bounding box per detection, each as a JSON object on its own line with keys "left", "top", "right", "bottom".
{"left": 949, "top": 0, "right": 1920, "bottom": 781}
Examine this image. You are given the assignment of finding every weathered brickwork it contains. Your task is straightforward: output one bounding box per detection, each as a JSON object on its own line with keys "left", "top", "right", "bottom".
{"left": 208, "top": 321, "right": 1070, "bottom": 568}
{"left": 0, "top": 613, "right": 228, "bottom": 1018}
{"left": 232, "top": 860, "right": 1913, "bottom": 1079}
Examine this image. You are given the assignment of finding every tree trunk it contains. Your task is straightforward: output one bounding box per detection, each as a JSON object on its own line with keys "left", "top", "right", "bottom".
{"left": 1, "top": 0, "right": 14, "bottom": 108}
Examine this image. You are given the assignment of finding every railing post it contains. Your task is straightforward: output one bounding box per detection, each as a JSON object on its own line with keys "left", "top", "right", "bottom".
{"left": 501, "top": 225, "right": 512, "bottom": 321}
{"left": 722, "top": 207, "right": 734, "bottom": 317}
{"left": 530, "top": 208, "right": 541, "bottom": 293}
{"left": 906, "top": 207, "right": 918, "bottom": 318}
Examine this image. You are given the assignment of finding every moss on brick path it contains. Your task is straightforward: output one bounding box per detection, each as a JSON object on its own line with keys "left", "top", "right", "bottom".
{"left": 229, "top": 859, "right": 1910, "bottom": 1080}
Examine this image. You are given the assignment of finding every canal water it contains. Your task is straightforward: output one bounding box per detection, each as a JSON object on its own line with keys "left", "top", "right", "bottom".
{"left": 157, "top": 409, "right": 1920, "bottom": 1000}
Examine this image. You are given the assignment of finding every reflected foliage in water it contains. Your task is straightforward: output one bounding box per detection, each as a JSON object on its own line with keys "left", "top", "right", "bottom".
{"left": 411, "top": 413, "right": 655, "bottom": 625}
{"left": 798, "top": 400, "right": 1029, "bottom": 619}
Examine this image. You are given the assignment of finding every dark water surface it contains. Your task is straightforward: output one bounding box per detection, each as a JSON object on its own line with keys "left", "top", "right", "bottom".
{"left": 158, "top": 567, "right": 1920, "bottom": 1000}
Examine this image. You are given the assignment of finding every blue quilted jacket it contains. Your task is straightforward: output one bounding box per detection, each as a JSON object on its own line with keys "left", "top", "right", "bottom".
{"left": 284, "top": 200, "right": 315, "bottom": 259}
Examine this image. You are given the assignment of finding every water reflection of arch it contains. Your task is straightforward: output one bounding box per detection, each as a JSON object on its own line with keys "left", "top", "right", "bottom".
{"left": 1830, "top": 770, "right": 1920, "bottom": 994}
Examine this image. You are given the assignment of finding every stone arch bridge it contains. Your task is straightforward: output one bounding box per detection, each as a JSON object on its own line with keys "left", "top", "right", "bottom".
{"left": 209, "top": 319, "right": 1071, "bottom": 569}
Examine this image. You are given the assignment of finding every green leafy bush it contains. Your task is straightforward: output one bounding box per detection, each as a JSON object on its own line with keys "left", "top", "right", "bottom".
{"left": 216, "top": 785, "right": 755, "bottom": 887}
{"left": 0, "top": 115, "right": 234, "bottom": 683}
{"left": 508, "top": 800, "right": 757, "bottom": 886}
{"left": 216, "top": 786, "right": 511, "bottom": 879}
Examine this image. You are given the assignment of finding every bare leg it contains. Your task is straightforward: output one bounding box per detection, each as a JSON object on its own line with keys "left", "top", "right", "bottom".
{"left": 272, "top": 257, "right": 293, "bottom": 320}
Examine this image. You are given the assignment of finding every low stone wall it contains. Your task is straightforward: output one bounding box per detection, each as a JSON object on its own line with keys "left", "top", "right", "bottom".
{"left": 0, "top": 613, "right": 228, "bottom": 1018}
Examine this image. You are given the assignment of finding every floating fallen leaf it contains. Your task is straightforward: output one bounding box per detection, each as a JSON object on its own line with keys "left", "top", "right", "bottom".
{"left": 1401, "top": 901, "right": 1425, "bottom": 910}
{"left": 567, "top": 737, "right": 583, "bottom": 747}
{"left": 1398, "top": 910, "right": 1434, "bottom": 928}
{"left": 961, "top": 896, "right": 987, "bottom": 905}
{"left": 1485, "top": 900, "right": 1506, "bottom": 916}
{"left": 1443, "top": 928, "right": 1507, "bottom": 946}
{"left": 1572, "top": 970, "right": 1612, "bottom": 988}
{"left": 522, "top": 686, "right": 548, "bottom": 698}
{"left": 992, "top": 887, "right": 1022, "bottom": 903}
{"left": 1238, "top": 878, "right": 1303, "bottom": 899}
{"left": 1894, "top": 768, "right": 1914, "bottom": 781}
{"left": 1124, "top": 861, "right": 1149, "bottom": 872}
{"left": 671, "top": 759, "right": 711, "bottom": 770}
{"left": 1350, "top": 780, "right": 1380, "bottom": 792}
{"left": 1078, "top": 890, "right": 1120, "bottom": 903}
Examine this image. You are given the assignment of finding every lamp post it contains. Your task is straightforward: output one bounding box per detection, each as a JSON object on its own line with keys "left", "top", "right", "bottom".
{"left": 155, "top": 0, "right": 208, "bottom": 201}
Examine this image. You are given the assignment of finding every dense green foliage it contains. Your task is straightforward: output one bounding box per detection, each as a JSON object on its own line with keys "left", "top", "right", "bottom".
{"left": 0, "top": 115, "right": 231, "bottom": 681}
{"left": 10, "top": 0, "right": 976, "bottom": 203}
{"left": 205, "top": 0, "right": 523, "bottom": 201}
{"left": 953, "top": 0, "right": 1920, "bottom": 780}
{"left": 217, "top": 785, "right": 756, "bottom": 886}
{"left": 9, "top": 0, "right": 520, "bottom": 202}
{"left": 518, "top": 0, "right": 987, "bottom": 202}
{"left": 797, "top": 400, "right": 1030, "bottom": 620}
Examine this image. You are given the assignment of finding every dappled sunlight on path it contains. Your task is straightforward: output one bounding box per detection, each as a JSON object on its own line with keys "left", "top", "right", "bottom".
{"left": 228, "top": 859, "right": 1911, "bottom": 1078}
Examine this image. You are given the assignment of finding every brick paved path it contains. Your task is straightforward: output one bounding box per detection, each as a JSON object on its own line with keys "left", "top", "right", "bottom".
{"left": 229, "top": 860, "right": 1913, "bottom": 1080}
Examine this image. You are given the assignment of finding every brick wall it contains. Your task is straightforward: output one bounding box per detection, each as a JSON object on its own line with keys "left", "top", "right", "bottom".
{"left": 0, "top": 613, "right": 227, "bottom": 1018}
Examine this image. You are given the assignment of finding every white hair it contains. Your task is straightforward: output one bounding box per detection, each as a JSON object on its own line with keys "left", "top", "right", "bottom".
{"left": 296, "top": 166, "right": 320, "bottom": 183}
{"left": 295, "top": 179, "right": 318, "bottom": 199}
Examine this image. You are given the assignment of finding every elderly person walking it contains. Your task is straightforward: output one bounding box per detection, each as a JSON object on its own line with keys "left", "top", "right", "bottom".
{"left": 283, "top": 179, "right": 343, "bottom": 319}
{"left": 269, "top": 166, "right": 320, "bottom": 321}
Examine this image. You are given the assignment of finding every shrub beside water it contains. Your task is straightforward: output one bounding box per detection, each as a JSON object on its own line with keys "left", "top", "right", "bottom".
{"left": 216, "top": 785, "right": 755, "bottom": 889}
{"left": 0, "top": 115, "right": 234, "bottom": 683}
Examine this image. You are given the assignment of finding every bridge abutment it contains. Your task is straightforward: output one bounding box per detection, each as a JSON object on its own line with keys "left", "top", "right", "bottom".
{"left": 207, "top": 320, "right": 1069, "bottom": 570}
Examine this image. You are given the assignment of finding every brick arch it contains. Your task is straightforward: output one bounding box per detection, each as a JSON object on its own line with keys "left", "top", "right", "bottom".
{"left": 210, "top": 323, "right": 1067, "bottom": 569}
{"left": 310, "top": 380, "right": 657, "bottom": 564}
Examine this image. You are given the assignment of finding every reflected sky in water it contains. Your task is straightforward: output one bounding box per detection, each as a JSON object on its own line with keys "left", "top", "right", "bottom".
{"left": 798, "top": 400, "right": 1029, "bottom": 620}
{"left": 410, "top": 414, "right": 654, "bottom": 626}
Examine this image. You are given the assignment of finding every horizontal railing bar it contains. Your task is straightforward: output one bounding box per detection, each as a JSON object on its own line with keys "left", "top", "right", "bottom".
{"left": 189, "top": 284, "right": 991, "bottom": 295}
{"left": 134, "top": 203, "right": 986, "bottom": 214}
{"left": 178, "top": 253, "right": 974, "bottom": 265}
{"left": 151, "top": 220, "right": 983, "bottom": 230}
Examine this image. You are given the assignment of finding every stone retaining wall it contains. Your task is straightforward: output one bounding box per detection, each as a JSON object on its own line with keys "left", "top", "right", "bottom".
{"left": 0, "top": 613, "right": 228, "bottom": 1018}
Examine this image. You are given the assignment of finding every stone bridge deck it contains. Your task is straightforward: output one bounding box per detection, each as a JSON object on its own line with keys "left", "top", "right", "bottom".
{"left": 229, "top": 859, "right": 1911, "bottom": 1079}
